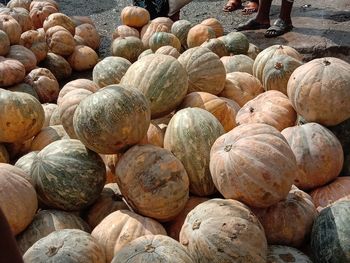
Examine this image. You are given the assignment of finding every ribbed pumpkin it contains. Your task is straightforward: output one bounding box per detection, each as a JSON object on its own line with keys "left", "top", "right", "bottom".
{"left": 112, "top": 25, "right": 140, "bottom": 39}
{"left": 85, "top": 183, "right": 129, "bottom": 229}
{"left": 91, "top": 210, "right": 167, "bottom": 262}
{"left": 139, "top": 123, "right": 164, "bottom": 147}
{"left": 67, "top": 45, "right": 98, "bottom": 71}
{"left": 141, "top": 22, "right": 169, "bottom": 49}
{"left": 0, "top": 29, "right": 10, "bottom": 56}
{"left": 0, "top": 14, "right": 21, "bottom": 44}
{"left": 310, "top": 177, "right": 350, "bottom": 210}
{"left": 111, "top": 36, "right": 145, "bottom": 63}
{"left": 253, "top": 44, "right": 302, "bottom": 82}
{"left": 31, "top": 139, "right": 106, "bottom": 210}
{"left": 138, "top": 48, "right": 153, "bottom": 59}
{"left": 115, "top": 145, "right": 189, "bottom": 221}
{"left": 287, "top": 57, "right": 350, "bottom": 126}
{"left": 166, "top": 196, "right": 209, "bottom": 241}
{"left": 267, "top": 246, "right": 313, "bottom": 263}
{"left": 200, "top": 38, "right": 229, "bottom": 58}
{"left": 121, "top": 54, "right": 188, "bottom": 118}
{"left": 262, "top": 54, "right": 302, "bottom": 95}
{"left": 57, "top": 78, "right": 98, "bottom": 105}
{"left": 220, "top": 32, "right": 249, "bottom": 55}
{"left": 180, "top": 198, "right": 268, "bottom": 263}
{"left": 112, "top": 235, "right": 195, "bottom": 263}
{"left": 311, "top": 200, "right": 350, "bottom": 262}
{"left": 0, "top": 7, "right": 33, "bottom": 32}
{"left": 219, "top": 71, "right": 264, "bottom": 107}
{"left": 220, "top": 54, "right": 254, "bottom": 74}
{"left": 24, "top": 67, "right": 59, "bottom": 103}
{"left": 236, "top": 90, "right": 297, "bottom": 131}
{"left": 186, "top": 24, "right": 215, "bottom": 48}
{"left": 45, "top": 25, "right": 75, "bottom": 56}
{"left": 92, "top": 56, "right": 131, "bottom": 88}
{"left": 120, "top": 6, "right": 150, "bottom": 28}
{"left": 171, "top": 19, "right": 192, "bottom": 48}
{"left": 0, "top": 57, "right": 26, "bottom": 87}
{"left": 29, "top": 1, "right": 58, "bottom": 29}
{"left": 151, "top": 17, "right": 173, "bottom": 29}
{"left": 0, "top": 89, "right": 44, "bottom": 142}
{"left": 23, "top": 229, "right": 106, "bottom": 263}
{"left": 252, "top": 186, "right": 317, "bottom": 247}
{"left": 7, "top": 0, "right": 31, "bottom": 10}
{"left": 16, "top": 209, "right": 90, "bottom": 255}
{"left": 20, "top": 29, "right": 48, "bottom": 62}
{"left": 42, "top": 103, "right": 57, "bottom": 127}
{"left": 75, "top": 23, "right": 100, "bottom": 50}
{"left": 149, "top": 32, "right": 181, "bottom": 52}
{"left": 59, "top": 89, "right": 93, "bottom": 139}
{"left": 201, "top": 18, "right": 224, "bottom": 37}
{"left": 41, "top": 52, "right": 72, "bottom": 80}
{"left": 73, "top": 85, "right": 151, "bottom": 154}
{"left": 210, "top": 123, "right": 297, "bottom": 208}
{"left": 6, "top": 44, "right": 37, "bottom": 72}
{"left": 154, "top": 45, "right": 180, "bottom": 58}
{"left": 0, "top": 164, "right": 37, "bottom": 235}
{"left": 14, "top": 151, "right": 38, "bottom": 175}
{"left": 30, "top": 125, "right": 69, "bottom": 151}
{"left": 178, "top": 92, "right": 236, "bottom": 131}
{"left": 178, "top": 47, "right": 226, "bottom": 95}
{"left": 281, "top": 122, "right": 344, "bottom": 190}
{"left": 0, "top": 143, "right": 9, "bottom": 163}
{"left": 164, "top": 108, "right": 225, "bottom": 196}
{"left": 43, "top": 12, "right": 76, "bottom": 35}
{"left": 30, "top": 0, "right": 59, "bottom": 11}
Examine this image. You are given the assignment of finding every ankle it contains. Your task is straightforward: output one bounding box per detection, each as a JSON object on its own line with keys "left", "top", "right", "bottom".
{"left": 278, "top": 16, "right": 292, "bottom": 24}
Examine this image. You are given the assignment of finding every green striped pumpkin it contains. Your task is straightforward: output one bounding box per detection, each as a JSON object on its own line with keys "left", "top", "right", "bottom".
{"left": 171, "top": 20, "right": 192, "bottom": 48}
{"left": 148, "top": 32, "right": 181, "bottom": 52}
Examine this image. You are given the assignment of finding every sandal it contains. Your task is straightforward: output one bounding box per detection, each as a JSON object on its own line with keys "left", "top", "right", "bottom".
{"left": 223, "top": 0, "right": 242, "bottom": 12}
{"left": 242, "top": 1, "right": 259, "bottom": 15}
{"left": 264, "top": 18, "right": 293, "bottom": 38}
{"left": 236, "top": 18, "right": 270, "bottom": 31}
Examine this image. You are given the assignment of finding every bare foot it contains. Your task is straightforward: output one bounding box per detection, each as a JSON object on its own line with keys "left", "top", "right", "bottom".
{"left": 242, "top": 1, "right": 258, "bottom": 15}
{"left": 223, "top": 0, "right": 242, "bottom": 12}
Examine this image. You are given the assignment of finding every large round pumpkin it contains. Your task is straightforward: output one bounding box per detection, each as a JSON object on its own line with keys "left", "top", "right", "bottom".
{"left": 164, "top": 108, "right": 224, "bottom": 196}
{"left": 120, "top": 6, "right": 150, "bottom": 28}
{"left": 30, "top": 125, "right": 69, "bottom": 151}
{"left": 20, "top": 29, "right": 48, "bottom": 62}
{"left": 112, "top": 235, "right": 195, "bottom": 263}
{"left": 281, "top": 122, "right": 344, "bottom": 190}
{"left": 0, "top": 57, "right": 26, "bottom": 87}
{"left": 287, "top": 57, "right": 350, "bottom": 126}
{"left": 40, "top": 52, "right": 72, "bottom": 80}
{"left": 45, "top": 25, "right": 75, "bottom": 56}
{"left": 236, "top": 90, "right": 297, "bottom": 131}
{"left": 73, "top": 84, "right": 151, "bottom": 154}
{"left": 111, "top": 36, "right": 145, "bottom": 63}
{"left": 178, "top": 47, "right": 226, "bottom": 95}
{"left": 200, "top": 17, "right": 224, "bottom": 37}
{"left": 0, "top": 164, "right": 37, "bottom": 235}
{"left": 91, "top": 210, "right": 166, "bottom": 262}
{"left": 210, "top": 123, "right": 298, "bottom": 208}
{"left": 16, "top": 209, "right": 90, "bottom": 255}
{"left": 0, "top": 29, "right": 10, "bottom": 56}
{"left": 29, "top": 1, "right": 58, "bottom": 29}
{"left": 267, "top": 245, "right": 313, "bottom": 263}
{"left": 31, "top": 139, "right": 106, "bottom": 211}
{"left": 120, "top": 54, "right": 188, "bottom": 118}
{"left": 0, "top": 89, "right": 44, "bottom": 142}
{"left": 23, "top": 229, "right": 106, "bottom": 263}
{"left": 180, "top": 198, "right": 268, "bottom": 263}
{"left": 67, "top": 45, "right": 98, "bottom": 71}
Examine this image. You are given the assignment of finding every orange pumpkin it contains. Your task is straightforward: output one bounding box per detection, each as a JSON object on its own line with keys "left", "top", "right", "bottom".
{"left": 186, "top": 24, "right": 215, "bottom": 48}
{"left": 19, "top": 29, "right": 48, "bottom": 62}
{"left": 120, "top": 6, "right": 150, "bottom": 28}
{"left": 141, "top": 22, "right": 169, "bottom": 49}
{"left": 0, "top": 14, "right": 21, "bottom": 44}
{"left": 7, "top": 0, "right": 32, "bottom": 10}
{"left": 74, "top": 23, "right": 100, "bottom": 50}
{"left": 67, "top": 45, "right": 98, "bottom": 71}
{"left": 0, "top": 57, "right": 26, "bottom": 87}
{"left": 29, "top": 1, "right": 58, "bottom": 29}
{"left": 139, "top": 123, "right": 165, "bottom": 147}
{"left": 57, "top": 78, "right": 98, "bottom": 105}
{"left": 30, "top": 0, "right": 59, "bottom": 10}
{"left": 112, "top": 25, "right": 140, "bottom": 39}
{"left": 45, "top": 25, "right": 75, "bottom": 56}
{"left": 6, "top": 44, "right": 37, "bottom": 72}
{"left": 100, "top": 153, "right": 120, "bottom": 184}
{"left": 43, "top": 12, "right": 75, "bottom": 35}
{"left": 0, "top": 7, "right": 33, "bottom": 32}
{"left": 151, "top": 17, "right": 174, "bottom": 29}
{"left": 200, "top": 18, "right": 224, "bottom": 37}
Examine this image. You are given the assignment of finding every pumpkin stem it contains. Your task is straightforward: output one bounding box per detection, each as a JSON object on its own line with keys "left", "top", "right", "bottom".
{"left": 224, "top": 144, "right": 232, "bottom": 152}
{"left": 323, "top": 59, "right": 331, "bottom": 66}
{"left": 46, "top": 243, "right": 64, "bottom": 257}
{"left": 192, "top": 219, "right": 201, "bottom": 230}
{"left": 274, "top": 62, "right": 283, "bottom": 70}
{"left": 249, "top": 107, "right": 254, "bottom": 113}
{"left": 144, "top": 244, "right": 155, "bottom": 253}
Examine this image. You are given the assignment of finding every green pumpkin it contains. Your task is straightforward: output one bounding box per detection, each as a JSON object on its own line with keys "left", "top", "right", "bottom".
{"left": 14, "top": 151, "right": 39, "bottom": 175}
{"left": 31, "top": 139, "right": 106, "bottom": 211}
{"left": 148, "top": 32, "right": 181, "bottom": 52}
{"left": 111, "top": 36, "right": 145, "bottom": 63}
{"left": 171, "top": 20, "right": 192, "bottom": 48}
{"left": 220, "top": 32, "right": 249, "bottom": 55}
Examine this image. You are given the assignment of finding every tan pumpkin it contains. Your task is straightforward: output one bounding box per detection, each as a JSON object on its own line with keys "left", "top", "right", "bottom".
{"left": 151, "top": 17, "right": 174, "bottom": 29}
{"left": 236, "top": 90, "right": 297, "bottom": 131}
{"left": 19, "top": 29, "right": 48, "bottom": 62}
{"left": 141, "top": 22, "right": 169, "bottom": 49}
{"left": 186, "top": 24, "right": 215, "bottom": 48}
{"left": 6, "top": 44, "right": 37, "bottom": 72}
{"left": 310, "top": 177, "right": 350, "bottom": 210}
{"left": 0, "top": 14, "right": 21, "bottom": 44}
{"left": 85, "top": 183, "right": 129, "bottom": 229}
{"left": 74, "top": 23, "right": 100, "bottom": 50}
{"left": 45, "top": 25, "right": 75, "bottom": 56}
{"left": 120, "top": 6, "right": 150, "bottom": 28}
{"left": 41, "top": 52, "right": 72, "bottom": 80}
{"left": 0, "top": 161, "right": 31, "bottom": 183}
{"left": 91, "top": 210, "right": 167, "bottom": 262}
{"left": 178, "top": 47, "right": 226, "bottom": 95}
{"left": 43, "top": 12, "right": 75, "bottom": 35}
{"left": 67, "top": 45, "right": 98, "bottom": 71}
{"left": 0, "top": 7, "right": 33, "bottom": 32}
{"left": 247, "top": 42, "right": 260, "bottom": 60}
{"left": 0, "top": 143, "right": 9, "bottom": 163}
{"left": 178, "top": 92, "right": 236, "bottom": 132}
{"left": 57, "top": 78, "right": 98, "bottom": 105}
{"left": 42, "top": 103, "right": 58, "bottom": 128}
{"left": 30, "top": 0, "right": 59, "bottom": 10}
{"left": 220, "top": 54, "right": 254, "bottom": 74}
{"left": 138, "top": 49, "right": 153, "bottom": 59}
{"left": 253, "top": 186, "right": 317, "bottom": 247}
{"left": 112, "top": 25, "right": 140, "bottom": 39}
{"left": 287, "top": 57, "right": 350, "bottom": 126}
{"left": 7, "top": 0, "right": 31, "bottom": 10}
{"left": 31, "top": 125, "right": 69, "bottom": 151}
{"left": 0, "top": 164, "right": 37, "bottom": 235}
{"left": 154, "top": 45, "right": 180, "bottom": 58}
{"left": 281, "top": 122, "right": 344, "bottom": 190}
{"left": 24, "top": 67, "right": 59, "bottom": 103}
{"left": 219, "top": 72, "right": 264, "bottom": 107}
{"left": 220, "top": 96, "right": 241, "bottom": 113}
{"left": 70, "top": 16, "right": 94, "bottom": 27}
{"left": 0, "top": 57, "right": 26, "bottom": 87}
{"left": 111, "top": 36, "right": 145, "bottom": 63}
{"left": 166, "top": 196, "right": 209, "bottom": 241}
{"left": 139, "top": 123, "right": 164, "bottom": 147}
{"left": 0, "top": 89, "right": 44, "bottom": 142}
{"left": 210, "top": 123, "right": 298, "bottom": 208}
{"left": 48, "top": 106, "right": 61, "bottom": 125}
{"left": 29, "top": 1, "right": 58, "bottom": 29}
{"left": 200, "top": 18, "right": 224, "bottom": 37}
{"left": 0, "top": 29, "right": 10, "bottom": 56}
{"left": 180, "top": 198, "right": 268, "bottom": 263}
{"left": 200, "top": 38, "right": 229, "bottom": 58}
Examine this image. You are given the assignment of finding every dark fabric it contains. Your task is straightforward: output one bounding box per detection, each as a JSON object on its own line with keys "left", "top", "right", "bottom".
{"left": 133, "top": 0, "right": 169, "bottom": 19}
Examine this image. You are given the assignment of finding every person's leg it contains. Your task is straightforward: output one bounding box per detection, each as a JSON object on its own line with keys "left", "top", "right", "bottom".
{"left": 264, "top": 0, "right": 293, "bottom": 37}
{"left": 223, "top": 0, "right": 242, "bottom": 12}
{"left": 242, "top": 0, "right": 259, "bottom": 15}
{"left": 236, "top": 0, "right": 272, "bottom": 30}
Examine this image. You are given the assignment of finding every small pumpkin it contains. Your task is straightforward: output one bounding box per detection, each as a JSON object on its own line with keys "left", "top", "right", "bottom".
{"left": 139, "top": 123, "right": 165, "bottom": 147}
{"left": 74, "top": 23, "right": 100, "bottom": 50}
{"left": 45, "top": 25, "right": 75, "bottom": 56}
{"left": 120, "top": 6, "right": 150, "bottom": 28}
{"left": 111, "top": 36, "right": 145, "bottom": 63}
{"left": 186, "top": 24, "right": 215, "bottom": 48}
{"left": 141, "top": 22, "right": 169, "bottom": 49}
{"left": 40, "top": 52, "right": 72, "bottom": 80}
{"left": 67, "top": 45, "right": 98, "bottom": 71}
{"left": 0, "top": 57, "right": 26, "bottom": 87}
{"left": 6, "top": 44, "right": 37, "bottom": 72}
{"left": 29, "top": 1, "right": 58, "bottom": 29}
{"left": 20, "top": 29, "right": 48, "bottom": 62}
{"left": 0, "top": 14, "right": 21, "bottom": 44}
{"left": 112, "top": 25, "right": 140, "bottom": 39}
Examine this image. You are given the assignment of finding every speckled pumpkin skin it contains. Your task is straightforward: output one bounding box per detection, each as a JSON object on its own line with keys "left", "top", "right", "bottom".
{"left": 267, "top": 245, "right": 312, "bottom": 263}
{"left": 171, "top": 19, "right": 192, "bottom": 48}
{"left": 31, "top": 139, "right": 106, "bottom": 211}
{"left": 14, "top": 151, "right": 39, "bottom": 175}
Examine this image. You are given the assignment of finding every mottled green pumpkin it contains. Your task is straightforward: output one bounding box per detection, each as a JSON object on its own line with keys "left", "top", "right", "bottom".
{"left": 7, "top": 83, "right": 39, "bottom": 100}
{"left": 171, "top": 19, "right": 192, "bottom": 48}
{"left": 14, "top": 151, "right": 39, "bottom": 175}
{"left": 73, "top": 85, "right": 151, "bottom": 154}
{"left": 31, "top": 139, "right": 106, "bottom": 211}
{"left": 220, "top": 54, "right": 254, "bottom": 74}
{"left": 164, "top": 108, "right": 224, "bottom": 196}
{"left": 40, "top": 52, "right": 72, "bottom": 80}
{"left": 311, "top": 200, "right": 350, "bottom": 262}
{"left": 111, "top": 36, "right": 145, "bottom": 63}
{"left": 149, "top": 32, "right": 181, "bottom": 52}
{"left": 92, "top": 56, "right": 131, "bottom": 88}
{"left": 200, "top": 38, "right": 229, "bottom": 58}
{"left": 121, "top": 54, "right": 188, "bottom": 118}
{"left": 220, "top": 32, "right": 249, "bottom": 55}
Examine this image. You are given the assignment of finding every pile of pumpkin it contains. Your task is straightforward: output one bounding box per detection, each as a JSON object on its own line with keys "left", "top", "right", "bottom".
{"left": 1, "top": 2, "right": 350, "bottom": 263}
